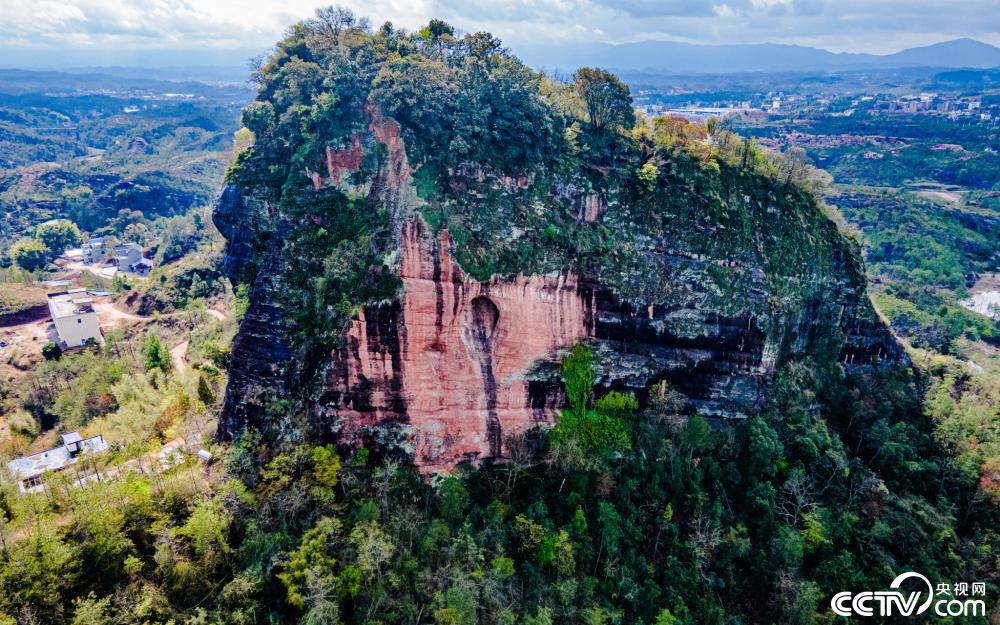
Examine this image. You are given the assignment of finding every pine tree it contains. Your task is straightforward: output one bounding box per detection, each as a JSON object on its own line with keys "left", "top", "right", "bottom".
{"left": 144, "top": 334, "right": 171, "bottom": 373}
{"left": 197, "top": 374, "right": 215, "bottom": 405}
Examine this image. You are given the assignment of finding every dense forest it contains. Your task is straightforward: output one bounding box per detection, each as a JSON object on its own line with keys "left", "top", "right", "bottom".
{"left": 0, "top": 8, "right": 998, "bottom": 625}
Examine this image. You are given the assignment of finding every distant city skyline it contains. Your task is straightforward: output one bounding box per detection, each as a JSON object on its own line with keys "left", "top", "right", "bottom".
{"left": 1, "top": 0, "right": 998, "bottom": 70}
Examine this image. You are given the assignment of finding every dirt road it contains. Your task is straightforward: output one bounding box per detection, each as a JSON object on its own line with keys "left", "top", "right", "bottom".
{"left": 94, "top": 301, "right": 148, "bottom": 325}
{"left": 63, "top": 260, "right": 118, "bottom": 281}
{"left": 171, "top": 340, "right": 189, "bottom": 374}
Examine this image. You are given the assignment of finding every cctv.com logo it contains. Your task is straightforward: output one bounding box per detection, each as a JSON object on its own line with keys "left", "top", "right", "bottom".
{"left": 831, "top": 572, "right": 988, "bottom": 618}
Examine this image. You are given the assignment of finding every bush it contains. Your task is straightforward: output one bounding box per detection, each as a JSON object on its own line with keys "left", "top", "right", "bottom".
{"left": 34, "top": 219, "right": 81, "bottom": 256}
{"left": 41, "top": 342, "right": 62, "bottom": 361}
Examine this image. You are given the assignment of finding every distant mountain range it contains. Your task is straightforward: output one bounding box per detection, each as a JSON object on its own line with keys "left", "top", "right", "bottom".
{"left": 4, "top": 37, "right": 999, "bottom": 80}
{"left": 517, "top": 38, "right": 1000, "bottom": 74}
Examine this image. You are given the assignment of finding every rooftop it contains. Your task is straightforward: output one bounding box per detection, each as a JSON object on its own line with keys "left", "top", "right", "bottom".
{"left": 47, "top": 289, "right": 96, "bottom": 319}
{"left": 7, "top": 433, "right": 108, "bottom": 480}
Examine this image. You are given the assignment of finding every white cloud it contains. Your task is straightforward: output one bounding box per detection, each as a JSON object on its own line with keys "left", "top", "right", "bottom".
{"left": 712, "top": 4, "right": 738, "bottom": 17}
{"left": 0, "top": 0, "right": 996, "bottom": 58}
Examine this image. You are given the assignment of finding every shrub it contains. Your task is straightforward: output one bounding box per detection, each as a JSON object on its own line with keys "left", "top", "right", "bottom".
{"left": 41, "top": 342, "right": 62, "bottom": 361}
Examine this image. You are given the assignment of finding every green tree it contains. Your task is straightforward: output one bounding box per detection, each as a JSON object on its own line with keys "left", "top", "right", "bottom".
{"left": 432, "top": 586, "right": 477, "bottom": 625}
{"left": 0, "top": 525, "right": 79, "bottom": 620}
{"left": 553, "top": 345, "right": 632, "bottom": 454}
{"left": 572, "top": 68, "right": 635, "bottom": 131}
{"left": 34, "top": 219, "right": 82, "bottom": 256}
{"left": 144, "top": 334, "right": 171, "bottom": 373}
{"left": 175, "top": 499, "right": 231, "bottom": 560}
{"left": 70, "top": 592, "right": 111, "bottom": 625}
{"left": 10, "top": 238, "right": 50, "bottom": 271}
{"left": 418, "top": 18, "right": 455, "bottom": 56}
{"left": 437, "top": 475, "right": 469, "bottom": 522}
{"left": 538, "top": 529, "right": 575, "bottom": 576}
{"left": 562, "top": 343, "right": 595, "bottom": 418}
{"left": 349, "top": 521, "right": 395, "bottom": 584}
{"left": 233, "top": 282, "right": 251, "bottom": 321}
{"left": 197, "top": 375, "right": 216, "bottom": 405}
{"left": 679, "top": 415, "right": 711, "bottom": 454}
{"left": 279, "top": 517, "right": 342, "bottom": 608}
{"left": 111, "top": 272, "right": 130, "bottom": 294}
{"left": 188, "top": 274, "right": 211, "bottom": 300}
{"left": 311, "top": 445, "right": 341, "bottom": 488}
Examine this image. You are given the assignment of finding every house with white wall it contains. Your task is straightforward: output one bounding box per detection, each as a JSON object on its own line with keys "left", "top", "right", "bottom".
{"left": 82, "top": 237, "right": 107, "bottom": 264}
{"left": 6, "top": 432, "right": 109, "bottom": 493}
{"left": 47, "top": 289, "right": 101, "bottom": 347}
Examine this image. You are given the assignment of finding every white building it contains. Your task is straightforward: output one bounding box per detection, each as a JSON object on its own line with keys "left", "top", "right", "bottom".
{"left": 113, "top": 242, "right": 152, "bottom": 276}
{"left": 113, "top": 242, "right": 142, "bottom": 268}
{"left": 127, "top": 258, "right": 153, "bottom": 277}
{"left": 47, "top": 289, "right": 101, "bottom": 347}
{"left": 82, "top": 237, "right": 107, "bottom": 264}
{"left": 6, "top": 432, "right": 109, "bottom": 493}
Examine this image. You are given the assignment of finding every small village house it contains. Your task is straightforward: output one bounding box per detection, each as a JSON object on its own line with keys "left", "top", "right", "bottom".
{"left": 128, "top": 257, "right": 154, "bottom": 276}
{"left": 113, "top": 242, "right": 142, "bottom": 268}
{"left": 82, "top": 237, "right": 107, "bottom": 264}
{"left": 47, "top": 289, "right": 101, "bottom": 346}
{"left": 113, "top": 242, "right": 153, "bottom": 276}
{"left": 6, "top": 432, "right": 109, "bottom": 493}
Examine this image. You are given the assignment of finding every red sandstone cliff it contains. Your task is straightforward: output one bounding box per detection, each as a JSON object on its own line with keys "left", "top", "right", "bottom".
{"left": 323, "top": 217, "right": 590, "bottom": 471}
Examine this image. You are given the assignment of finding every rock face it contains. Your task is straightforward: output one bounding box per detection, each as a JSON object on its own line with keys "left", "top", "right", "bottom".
{"left": 215, "top": 187, "right": 293, "bottom": 442}
{"left": 215, "top": 110, "right": 905, "bottom": 471}
{"left": 306, "top": 215, "right": 904, "bottom": 471}
{"left": 317, "top": 217, "right": 591, "bottom": 470}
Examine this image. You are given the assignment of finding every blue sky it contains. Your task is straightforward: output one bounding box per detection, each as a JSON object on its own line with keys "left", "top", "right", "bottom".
{"left": 1, "top": 0, "right": 998, "bottom": 67}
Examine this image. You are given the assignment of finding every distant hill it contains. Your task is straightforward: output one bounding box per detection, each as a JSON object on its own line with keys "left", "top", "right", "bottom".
{"left": 885, "top": 38, "right": 1000, "bottom": 69}
{"left": 0, "top": 68, "right": 251, "bottom": 99}
{"left": 517, "top": 37, "right": 1000, "bottom": 74}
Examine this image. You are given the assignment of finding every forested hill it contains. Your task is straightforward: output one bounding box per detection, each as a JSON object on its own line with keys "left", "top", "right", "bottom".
{"left": 0, "top": 8, "right": 996, "bottom": 625}
{"left": 218, "top": 11, "right": 900, "bottom": 460}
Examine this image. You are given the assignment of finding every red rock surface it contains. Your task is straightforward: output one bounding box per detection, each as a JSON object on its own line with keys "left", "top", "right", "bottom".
{"left": 325, "top": 138, "right": 363, "bottom": 181}
{"left": 368, "top": 107, "right": 410, "bottom": 186}
{"left": 582, "top": 193, "right": 607, "bottom": 221}
{"left": 327, "top": 217, "right": 590, "bottom": 471}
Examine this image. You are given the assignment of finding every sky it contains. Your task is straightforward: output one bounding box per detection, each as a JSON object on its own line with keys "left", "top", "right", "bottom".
{"left": 1, "top": 0, "right": 998, "bottom": 68}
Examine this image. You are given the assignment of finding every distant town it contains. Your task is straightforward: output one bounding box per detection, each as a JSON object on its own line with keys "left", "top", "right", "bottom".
{"left": 639, "top": 91, "right": 995, "bottom": 124}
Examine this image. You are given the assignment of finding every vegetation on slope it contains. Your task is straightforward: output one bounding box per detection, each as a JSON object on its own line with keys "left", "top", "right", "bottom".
{"left": 0, "top": 337, "right": 997, "bottom": 624}
{"left": 0, "top": 73, "right": 246, "bottom": 260}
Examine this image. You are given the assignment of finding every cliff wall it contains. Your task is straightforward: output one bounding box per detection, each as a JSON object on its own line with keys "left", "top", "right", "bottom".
{"left": 215, "top": 75, "right": 905, "bottom": 469}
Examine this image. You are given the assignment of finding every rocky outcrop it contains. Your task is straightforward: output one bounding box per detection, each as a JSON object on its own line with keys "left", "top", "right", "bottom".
{"left": 215, "top": 110, "right": 905, "bottom": 471}
{"left": 304, "top": 212, "right": 900, "bottom": 471}
{"left": 212, "top": 184, "right": 272, "bottom": 285}
{"left": 214, "top": 186, "right": 293, "bottom": 441}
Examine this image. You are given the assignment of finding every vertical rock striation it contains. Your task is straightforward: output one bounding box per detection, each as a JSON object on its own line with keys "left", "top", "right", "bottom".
{"left": 318, "top": 217, "right": 591, "bottom": 470}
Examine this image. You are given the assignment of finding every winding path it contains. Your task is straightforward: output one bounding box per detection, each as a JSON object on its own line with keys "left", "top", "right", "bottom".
{"left": 170, "top": 340, "right": 189, "bottom": 374}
